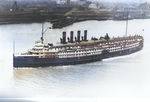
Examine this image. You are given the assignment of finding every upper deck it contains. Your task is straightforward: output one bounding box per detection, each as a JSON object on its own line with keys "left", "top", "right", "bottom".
{"left": 14, "top": 35, "right": 143, "bottom": 57}
{"left": 53, "top": 35, "right": 143, "bottom": 48}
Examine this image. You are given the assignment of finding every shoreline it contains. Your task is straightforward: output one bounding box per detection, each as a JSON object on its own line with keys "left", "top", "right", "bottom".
{"left": 0, "top": 10, "right": 149, "bottom": 28}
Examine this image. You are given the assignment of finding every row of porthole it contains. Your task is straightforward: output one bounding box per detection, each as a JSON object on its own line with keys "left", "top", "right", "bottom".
{"left": 59, "top": 52, "right": 102, "bottom": 57}
{"left": 110, "top": 45, "right": 138, "bottom": 52}
{"left": 53, "top": 46, "right": 79, "bottom": 50}
{"left": 60, "top": 49, "right": 102, "bottom": 54}
{"left": 125, "top": 44, "right": 139, "bottom": 47}
{"left": 59, "top": 50, "right": 102, "bottom": 55}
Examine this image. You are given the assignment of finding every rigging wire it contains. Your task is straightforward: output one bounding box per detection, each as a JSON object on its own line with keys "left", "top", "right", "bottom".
{"left": 16, "top": 24, "right": 51, "bottom": 53}
{"left": 16, "top": 31, "right": 41, "bottom": 54}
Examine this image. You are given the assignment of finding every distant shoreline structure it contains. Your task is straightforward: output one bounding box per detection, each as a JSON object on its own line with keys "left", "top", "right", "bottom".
{"left": 0, "top": 5, "right": 150, "bottom": 26}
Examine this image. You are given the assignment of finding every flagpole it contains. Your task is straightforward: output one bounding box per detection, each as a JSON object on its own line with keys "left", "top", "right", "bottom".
{"left": 13, "top": 41, "right": 15, "bottom": 55}
{"left": 142, "top": 29, "right": 144, "bottom": 36}
{"left": 125, "top": 13, "right": 128, "bottom": 37}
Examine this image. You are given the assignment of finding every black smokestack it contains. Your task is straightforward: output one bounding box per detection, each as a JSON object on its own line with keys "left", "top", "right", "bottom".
{"left": 62, "top": 32, "right": 66, "bottom": 44}
{"left": 77, "top": 31, "right": 80, "bottom": 42}
{"left": 84, "top": 30, "right": 87, "bottom": 41}
{"left": 70, "top": 31, "right": 74, "bottom": 43}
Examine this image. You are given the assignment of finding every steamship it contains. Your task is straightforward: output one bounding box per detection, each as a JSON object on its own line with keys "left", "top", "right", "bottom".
{"left": 13, "top": 30, "right": 144, "bottom": 67}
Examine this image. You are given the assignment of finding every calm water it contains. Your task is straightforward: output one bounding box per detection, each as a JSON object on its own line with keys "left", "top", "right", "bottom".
{"left": 0, "top": 19, "right": 150, "bottom": 99}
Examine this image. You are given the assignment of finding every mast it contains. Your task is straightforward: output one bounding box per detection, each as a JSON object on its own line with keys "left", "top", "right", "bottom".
{"left": 13, "top": 41, "right": 15, "bottom": 55}
{"left": 14, "top": 1, "right": 18, "bottom": 12}
{"left": 41, "top": 23, "right": 52, "bottom": 44}
{"left": 125, "top": 13, "right": 128, "bottom": 37}
{"left": 41, "top": 23, "right": 44, "bottom": 44}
